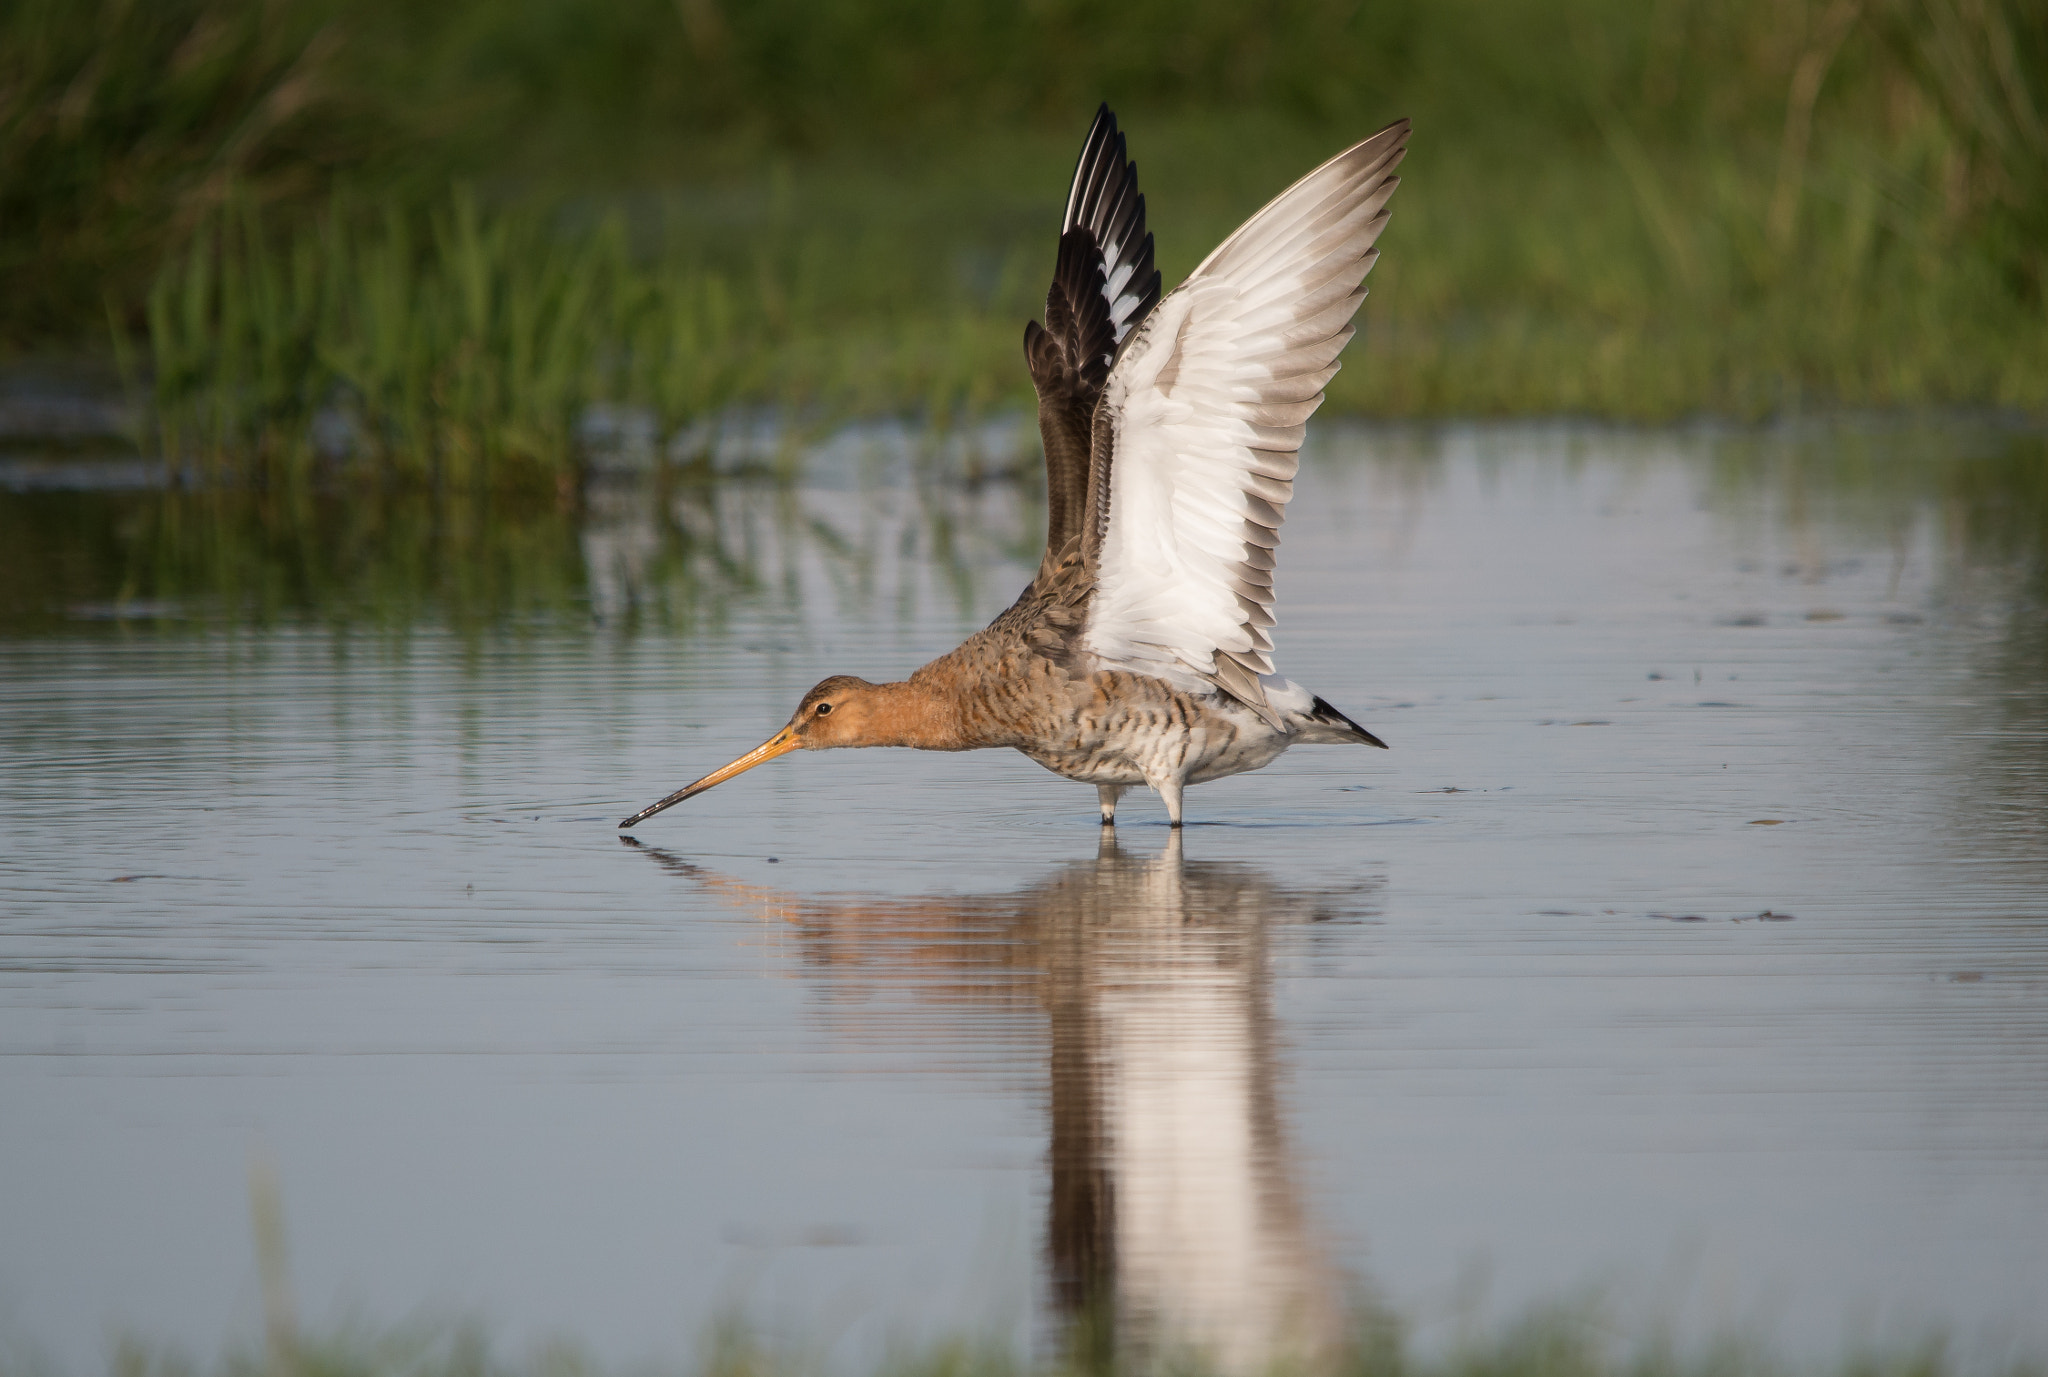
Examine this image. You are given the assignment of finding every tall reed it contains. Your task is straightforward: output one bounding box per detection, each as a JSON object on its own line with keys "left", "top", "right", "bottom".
{"left": 142, "top": 187, "right": 1040, "bottom": 484}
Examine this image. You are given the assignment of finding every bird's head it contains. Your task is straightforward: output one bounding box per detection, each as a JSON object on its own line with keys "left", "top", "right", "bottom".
{"left": 618, "top": 675, "right": 902, "bottom": 828}
{"left": 788, "top": 674, "right": 897, "bottom": 748}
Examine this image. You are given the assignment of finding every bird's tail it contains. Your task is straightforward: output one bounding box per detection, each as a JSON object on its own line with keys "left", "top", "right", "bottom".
{"left": 1302, "top": 696, "right": 1388, "bottom": 748}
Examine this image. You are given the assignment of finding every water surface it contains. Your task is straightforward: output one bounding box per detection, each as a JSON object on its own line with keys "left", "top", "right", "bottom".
{"left": 3, "top": 420, "right": 2046, "bottom": 1372}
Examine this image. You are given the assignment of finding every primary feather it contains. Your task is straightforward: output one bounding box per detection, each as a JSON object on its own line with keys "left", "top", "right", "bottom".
{"left": 1025, "top": 105, "right": 1162, "bottom": 563}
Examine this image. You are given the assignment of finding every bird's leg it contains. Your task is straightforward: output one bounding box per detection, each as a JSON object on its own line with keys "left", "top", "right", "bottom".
{"left": 1156, "top": 775, "right": 1185, "bottom": 828}
{"left": 1096, "top": 784, "right": 1125, "bottom": 826}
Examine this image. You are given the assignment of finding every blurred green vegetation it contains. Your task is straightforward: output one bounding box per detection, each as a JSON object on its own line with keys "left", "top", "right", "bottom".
{"left": 46, "top": 1307, "right": 2038, "bottom": 1377}
{"left": 4, "top": 0, "right": 2046, "bottom": 478}
{"left": 136, "top": 185, "right": 1037, "bottom": 479}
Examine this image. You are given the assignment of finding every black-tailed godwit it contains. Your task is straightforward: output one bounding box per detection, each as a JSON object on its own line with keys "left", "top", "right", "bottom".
{"left": 622, "top": 106, "right": 1406, "bottom": 829}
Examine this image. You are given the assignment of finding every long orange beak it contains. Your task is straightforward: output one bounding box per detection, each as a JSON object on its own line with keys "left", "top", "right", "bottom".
{"left": 618, "top": 725, "right": 801, "bottom": 828}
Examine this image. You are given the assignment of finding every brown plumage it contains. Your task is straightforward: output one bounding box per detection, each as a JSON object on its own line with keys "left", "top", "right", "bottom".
{"left": 620, "top": 109, "right": 1408, "bottom": 831}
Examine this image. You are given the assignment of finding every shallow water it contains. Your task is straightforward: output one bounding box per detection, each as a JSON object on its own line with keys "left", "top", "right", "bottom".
{"left": 3, "top": 420, "right": 2046, "bottom": 1373}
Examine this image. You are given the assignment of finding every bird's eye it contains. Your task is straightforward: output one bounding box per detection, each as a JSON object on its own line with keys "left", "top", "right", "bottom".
{"left": 815, "top": 702, "right": 832, "bottom": 716}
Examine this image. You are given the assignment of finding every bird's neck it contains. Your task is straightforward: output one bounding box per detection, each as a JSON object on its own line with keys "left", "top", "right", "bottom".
{"left": 859, "top": 679, "right": 972, "bottom": 750}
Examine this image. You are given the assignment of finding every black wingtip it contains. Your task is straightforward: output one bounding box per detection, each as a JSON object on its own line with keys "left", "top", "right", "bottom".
{"left": 1056, "top": 102, "right": 1159, "bottom": 356}
{"left": 1310, "top": 695, "right": 1389, "bottom": 748}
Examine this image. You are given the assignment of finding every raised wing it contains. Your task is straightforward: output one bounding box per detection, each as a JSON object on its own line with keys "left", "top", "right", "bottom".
{"left": 1025, "top": 104, "right": 1162, "bottom": 565}
{"left": 1080, "top": 119, "right": 1410, "bottom": 723}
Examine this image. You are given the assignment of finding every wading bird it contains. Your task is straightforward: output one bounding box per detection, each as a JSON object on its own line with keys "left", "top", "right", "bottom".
{"left": 622, "top": 106, "right": 1406, "bottom": 830}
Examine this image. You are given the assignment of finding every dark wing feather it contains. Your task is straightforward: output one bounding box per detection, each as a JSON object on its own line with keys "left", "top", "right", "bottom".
{"left": 1025, "top": 104, "right": 1162, "bottom": 569}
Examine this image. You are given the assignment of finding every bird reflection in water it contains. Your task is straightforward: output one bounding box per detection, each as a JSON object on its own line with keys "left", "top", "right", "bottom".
{"left": 625, "top": 832, "right": 1380, "bottom": 1375}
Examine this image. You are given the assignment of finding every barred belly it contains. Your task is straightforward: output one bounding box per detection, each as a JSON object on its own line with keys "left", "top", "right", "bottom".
{"left": 1013, "top": 673, "right": 1293, "bottom": 789}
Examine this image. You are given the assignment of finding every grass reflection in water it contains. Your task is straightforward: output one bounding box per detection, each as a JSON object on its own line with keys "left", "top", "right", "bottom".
{"left": 0, "top": 424, "right": 1042, "bottom": 638}
{"left": 4, "top": 419, "right": 2044, "bottom": 636}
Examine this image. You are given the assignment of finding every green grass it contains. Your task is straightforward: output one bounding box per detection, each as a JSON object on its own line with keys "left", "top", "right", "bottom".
{"left": 138, "top": 184, "right": 1039, "bottom": 484}
{"left": 5, "top": 0, "right": 2046, "bottom": 481}
{"left": 32, "top": 1309, "right": 2040, "bottom": 1377}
